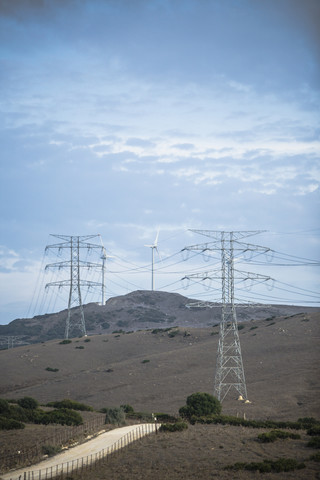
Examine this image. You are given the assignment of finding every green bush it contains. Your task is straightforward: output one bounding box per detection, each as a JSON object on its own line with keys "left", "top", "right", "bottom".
{"left": 120, "top": 404, "right": 135, "bottom": 414}
{"left": 59, "top": 339, "right": 72, "bottom": 344}
{"left": 155, "top": 413, "right": 179, "bottom": 423}
{"left": 298, "top": 417, "right": 320, "bottom": 428}
{"left": 189, "top": 414, "right": 304, "bottom": 430}
{"left": 17, "top": 397, "right": 39, "bottom": 410}
{"left": 42, "top": 445, "right": 62, "bottom": 456}
{"left": 141, "top": 359, "right": 150, "bottom": 364}
{"left": 168, "top": 329, "right": 179, "bottom": 338}
{"left": 0, "top": 415, "right": 25, "bottom": 430}
{"left": 258, "top": 430, "right": 301, "bottom": 443}
{"left": 159, "top": 422, "right": 188, "bottom": 432}
{"left": 46, "top": 367, "right": 59, "bottom": 372}
{"left": 179, "top": 393, "right": 222, "bottom": 420}
{"left": 307, "top": 436, "right": 320, "bottom": 449}
{"left": 102, "top": 407, "right": 126, "bottom": 425}
{"left": 75, "top": 346, "right": 84, "bottom": 349}
{"left": 307, "top": 425, "right": 320, "bottom": 436}
{"left": 0, "top": 398, "right": 10, "bottom": 414}
{"left": 36, "top": 408, "right": 83, "bottom": 426}
{"left": 84, "top": 338, "right": 91, "bottom": 342}
{"left": 46, "top": 399, "right": 93, "bottom": 411}
{"left": 309, "top": 452, "right": 320, "bottom": 462}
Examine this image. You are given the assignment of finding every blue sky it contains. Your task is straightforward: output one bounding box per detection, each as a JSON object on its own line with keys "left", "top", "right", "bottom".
{"left": 0, "top": 0, "right": 319, "bottom": 325}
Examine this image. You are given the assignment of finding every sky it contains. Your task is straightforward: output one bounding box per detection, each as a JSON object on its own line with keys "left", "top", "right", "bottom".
{"left": 0, "top": 0, "right": 319, "bottom": 325}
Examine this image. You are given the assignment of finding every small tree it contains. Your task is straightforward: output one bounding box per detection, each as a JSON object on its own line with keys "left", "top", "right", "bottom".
{"left": 179, "top": 392, "right": 221, "bottom": 420}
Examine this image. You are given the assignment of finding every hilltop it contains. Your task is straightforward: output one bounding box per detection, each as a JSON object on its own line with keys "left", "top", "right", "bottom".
{"left": 0, "top": 290, "right": 318, "bottom": 345}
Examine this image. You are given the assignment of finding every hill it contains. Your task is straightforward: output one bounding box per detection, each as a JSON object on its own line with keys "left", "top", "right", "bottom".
{"left": 0, "top": 290, "right": 318, "bottom": 345}
{"left": 0, "top": 310, "right": 319, "bottom": 422}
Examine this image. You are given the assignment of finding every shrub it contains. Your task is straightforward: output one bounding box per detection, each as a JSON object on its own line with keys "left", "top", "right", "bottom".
{"left": 120, "top": 404, "right": 135, "bottom": 414}
{"left": 307, "top": 425, "right": 320, "bottom": 436}
{"left": 75, "top": 346, "right": 84, "bottom": 349}
{"left": 59, "top": 339, "right": 72, "bottom": 344}
{"left": 159, "top": 422, "right": 188, "bottom": 432}
{"left": 46, "top": 399, "right": 93, "bottom": 411}
{"left": 168, "top": 329, "right": 179, "bottom": 338}
{"left": 298, "top": 417, "right": 319, "bottom": 428}
{"left": 0, "top": 415, "right": 25, "bottom": 430}
{"left": 46, "top": 367, "right": 59, "bottom": 371}
{"left": 0, "top": 398, "right": 10, "bottom": 414}
{"left": 84, "top": 338, "right": 91, "bottom": 342}
{"left": 155, "top": 413, "right": 179, "bottom": 423}
{"left": 307, "top": 436, "right": 320, "bottom": 449}
{"left": 179, "top": 393, "right": 222, "bottom": 420}
{"left": 17, "top": 397, "right": 39, "bottom": 410}
{"left": 103, "top": 407, "right": 126, "bottom": 425}
{"left": 258, "top": 430, "right": 301, "bottom": 443}
{"left": 42, "top": 445, "right": 62, "bottom": 456}
{"left": 141, "top": 359, "right": 150, "bottom": 364}
{"left": 37, "top": 409, "right": 83, "bottom": 426}
{"left": 309, "top": 452, "right": 320, "bottom": 462}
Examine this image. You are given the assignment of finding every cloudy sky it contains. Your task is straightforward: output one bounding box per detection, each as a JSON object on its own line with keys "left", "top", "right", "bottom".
{"left": 0, "top": 0, "right": 319, "bottom": 325}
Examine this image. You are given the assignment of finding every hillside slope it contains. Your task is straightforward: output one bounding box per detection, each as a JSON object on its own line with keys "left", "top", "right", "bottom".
{"left": 0, "top": 311, "right": 319, "bottom": 421}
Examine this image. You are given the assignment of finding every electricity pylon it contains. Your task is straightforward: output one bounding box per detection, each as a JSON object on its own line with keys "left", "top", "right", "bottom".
{"left": 183, "top": 230, "right": 271, "bottom": 402}
{"left": 45, "top": 234, "right": 105, "bottom": 339}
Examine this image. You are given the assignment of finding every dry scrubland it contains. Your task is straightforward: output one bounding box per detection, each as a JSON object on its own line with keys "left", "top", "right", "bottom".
{"left": 0, "top": 312, "right": 319, "bottom": 478}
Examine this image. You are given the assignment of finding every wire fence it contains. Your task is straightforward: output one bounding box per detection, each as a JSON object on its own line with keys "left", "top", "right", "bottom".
{"left": 0, "top": 415, "right": 106, "bottom": 472}
{"left": 6, "top": 423, "right": 157, "bottom": 480}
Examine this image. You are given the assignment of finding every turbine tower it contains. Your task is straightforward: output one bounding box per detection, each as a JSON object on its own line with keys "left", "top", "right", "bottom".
{"left": 183, "top": 230, "right": 271, "bottom": 402}
{"left": 145, "top": 230, "right": 160, "bottom": 291}
{"left": 45, "top": 234, "right": 105, "bottom": 339}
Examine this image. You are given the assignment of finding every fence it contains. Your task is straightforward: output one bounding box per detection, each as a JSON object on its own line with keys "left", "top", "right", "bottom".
{"left": 0, "top": 415, "right": 106, "bottom": 472}
{"left": 6, "top": 423, "right": 157, "bottom": 480}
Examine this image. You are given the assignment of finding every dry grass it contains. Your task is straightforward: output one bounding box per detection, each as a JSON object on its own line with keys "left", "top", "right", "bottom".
{"left": 0, "top": 312, "right": 319, "bottom": 478}
{"left": 58, "top": 424, "right": 320, "bottom": 480}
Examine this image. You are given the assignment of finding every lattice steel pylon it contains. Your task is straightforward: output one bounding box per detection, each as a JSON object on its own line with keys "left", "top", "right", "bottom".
{"left": 45, "top": 234, "right": 105, "bottom": 339}
{"left": 183, "top": 230, "right": 271, "bottom": 402}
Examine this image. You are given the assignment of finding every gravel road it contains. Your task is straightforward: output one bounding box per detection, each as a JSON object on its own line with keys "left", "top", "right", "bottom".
{"left": 1, "top": 423, "right": 157, "bottom": 480}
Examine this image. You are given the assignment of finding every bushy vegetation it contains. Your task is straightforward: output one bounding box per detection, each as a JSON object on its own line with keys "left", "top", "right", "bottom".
{"left": 46, "top": 399, "right": 93, "bottom": 411}
{"left": 307, "top": 436, "right": 320, "bottom": 449}
{"left": 188, "top": 413, "right": 319, "bottom": 430}
{"left": 46, "top": 367, "right": 59, "bottom": 371}
{"left": 0, "top": 397, "right": 83, "bottom": 428}
{"left": 307, "top": 425, "right": 320, "bottom": 436}
{"left": 42, "top": 444, "right": 62, "bottom": 456}
{"left": 258, "top": 430, "right": 301, "bottom": 443}
{"left": 102, "top": 407, "right": 126, "bottom": 425}
{"left": 59, "top": 339, "right": 72, "bottom": 344}
{"left": 159, "top": 422, "right": 188, "bottom": 432}
{"left": 17, "top": 396, "right": 39, "bottom": 409}
{"left": 120, "top": 404, "right": 135, "bottom": 414}
{"left": 34, "top": 408, "right": 83, "bottom": 426}
{"left": 179, "top": 393, "right": 222, "bottom": 420}
{"left": 225, "top": 458, "right": 305, "bottom": 473}
{"left": 0, "top": 415, "right": 25, "bottom": 430}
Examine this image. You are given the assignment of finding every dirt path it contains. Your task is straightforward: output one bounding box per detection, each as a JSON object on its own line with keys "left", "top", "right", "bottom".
{"left": 1, "top": 423, "right": 157, "bottom": 480}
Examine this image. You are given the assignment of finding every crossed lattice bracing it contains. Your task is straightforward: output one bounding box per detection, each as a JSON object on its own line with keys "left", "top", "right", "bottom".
{"left": 183, "top": 230, "right": 271, "bottom": 402}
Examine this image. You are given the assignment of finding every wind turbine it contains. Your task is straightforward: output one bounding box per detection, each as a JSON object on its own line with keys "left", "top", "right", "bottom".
{"left": 145, "top": 230, "right": 160, "bottom": 291}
